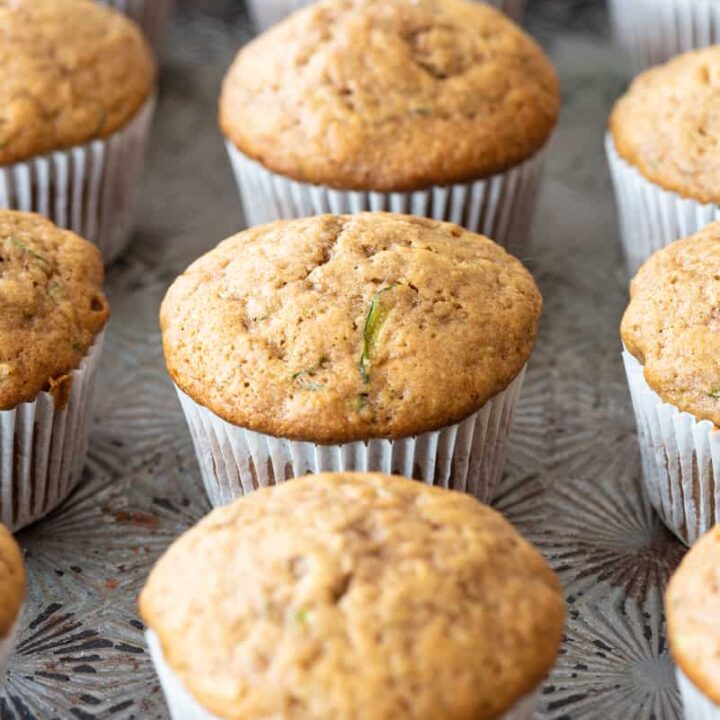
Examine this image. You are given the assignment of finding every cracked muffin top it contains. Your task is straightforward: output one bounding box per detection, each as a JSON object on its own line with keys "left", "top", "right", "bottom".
{"left": 0, "top": 525, "right": 24, "bottom": 639}
{"left": 666, "top": 524, "right": 720, "bottom": 704}
{"left": 140, "top": 472, "right": 566, "bottom": 720}
{"left": 219, "top": 0, "right": 560, "bottom": 191}
{"left": 0, "top": 0, "right": 155, "bottom": 166}
{"left": 160, "top": 213, "right": 542, "bottom": 443}
{"left": 0, "top": 211, "right": 110, "bottom": 410}
{"left": 621, "top": 222, "right": 720, "bottom": 426}
{"left": 611, "top": 47, "right": 720, "bottom": 204}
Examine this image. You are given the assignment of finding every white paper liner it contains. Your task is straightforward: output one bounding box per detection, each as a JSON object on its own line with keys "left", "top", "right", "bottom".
{"left": 0, "top": 96, "right": 156, "bottom": 265}
{"left": 97, "top": 0, "right": 174, "bottom": 51}
{"left": 622, "top": 350, "right": 720, "bottom": 547}
{"left": 176, "top": 366, "right": 526, "bottom": 508}
{"left": 0, "top": 332, "right": 105, "bottom": 533}
{"left": 608, "top": 0, "right": 720, "bottom": 74}
{"left": 0, "top": 607, "right": 23, "bottom": 678}
{"left": 147, "top": 630, "right": 541, "bottom": 720}
{"left": 247, "top": 0, "right": 525, "bottom": 30}
{"left": 678, "top": 668, "right": 720, "bottom": 720}
{"left": 226, "top": 142, "right": 545, "bottom": 252}
{"left": 606, "top": 134, "right": 720, "bottom": 276}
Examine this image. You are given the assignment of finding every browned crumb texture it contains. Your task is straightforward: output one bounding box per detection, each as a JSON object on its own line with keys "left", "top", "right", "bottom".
{"left": 220, "top": 0, "right": 560, "bottom": 192}
{"left": 0, "top": 525, "right": 24, "bottom": 639}
{"left": 621, "top": 222, "right": 720, "bottom": 426}
{"left": 611, "top": 46, "right": 720, "bottom": 204}
{"left": 666, "top": 525, "right": 720, "bottom": 704}
{"left": 0, "top": 0, "right": 155, "bottom": 166}
{"left": 160, "top": 213, "right": 542, "bottom": 443}
{"left": 140, "top": 472, "right": 566, "bottom": 720}
{"left": 0, "top": 211, "right": 110, "bottom": 410}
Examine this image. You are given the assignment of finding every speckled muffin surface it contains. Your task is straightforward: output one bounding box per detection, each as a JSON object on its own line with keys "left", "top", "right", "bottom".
{"left": 0, "top": 526, "right": 24, "bottom": 638}
{"left": 220, "top": 0, "right": 560, "bottom": 192}
{"left": 160, "top": 213, "right": 542, "bottom": 443}
{"left": 621, "top": 223, "right": 720, "bottom": 426}
{"left": 611, "top": 47, "right": 720, "bottom": 204}
{"left": 140, "top": 472, "right": 566, "bottom": 720}
{"left": 0, "top": 0, "right": 155, "bottom": 166}
{"left": 666, "top": 524, "right": 720, "bottom": 704}
{"left": 0, "top": 211, "right": 110, "bottom": 410}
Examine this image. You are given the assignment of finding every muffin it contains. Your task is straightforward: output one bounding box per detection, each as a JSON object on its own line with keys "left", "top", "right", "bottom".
{"left": 666, "top": 524, "right": 720, "bottom": 719}
{"left": 97, "top": 0, "right": 174, "bottom": 51}
{"left": 140, "top": 472, "right": 566, "bottom": 720}
{"left": 0, "top": 0, "right": 157, "bottom": 263}
{"left": 221, "top": 0, "right": 559, "bottom": 251}
{"left": 0, "top": 211, "right": 110, "bottom": 531}
{"left": 248, "top": 0, "right": 526, "bottom": 32}
{"left": 607, "top": 47, "right": 720, "bottom": 274}
{"left": 621, "top": 223, "right": 720, "bottom": 545}
{"left": 0, "top": 526, "right": 25, "bottom": 676}
{"left": 608, "top": 0, "right": 720, "bottom": 73}
{"left": 161, "top": 213, "right": 542, "bottom": 506}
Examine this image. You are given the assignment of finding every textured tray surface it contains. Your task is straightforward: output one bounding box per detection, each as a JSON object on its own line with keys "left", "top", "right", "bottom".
{"left": 0, "top": 2, "right": 686, "bottom": 718}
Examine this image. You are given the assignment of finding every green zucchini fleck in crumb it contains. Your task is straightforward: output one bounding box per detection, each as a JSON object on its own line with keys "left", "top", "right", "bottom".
{"left": 8, "top": 236, "right": 54, "bottom": 267}
{"left": 708, "top": 388, "right": 720, "bottom": 399}
{"left": 291, "top": 358, "right": 327, "bottom": 391}
{"left": 295, "top": 607, "right": 309, "bottom": 624}
{"left": 359, "top": 285, "right": 399, "bottom": 384}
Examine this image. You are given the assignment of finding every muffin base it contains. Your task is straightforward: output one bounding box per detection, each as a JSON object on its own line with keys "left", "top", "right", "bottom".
{"left": 0, "top": 608, "right": 23, "bottom": 677}
{"left": 0, "top": 96, "right": 156, "bottom": 264}
{"left": 226, "top": 141, "right": 545, "bottom": 252}
{"left": 98, "top": 0, "right": 174, "bottom": 51}
{"left": 146, "top": 630, "right": 542, "bottom": 720}
{"left": 0, "top": 333, "right": 105, "bottom": 532}
{"left": 622, "top": 350, "right": 720, "bottom": 547}
{"left": 677, "top": 668, "right": 720, "bottom": 720}
{"left": 176, "top": 367, "right": 526, "bottom": 507}
{"left": 608, "top": 0, "right": 720, "bottom": 74}
{"left": 606, "top": 135, "right": 720, "bottom": 276}
{"left": 247, "top": 0, "right": 526, "bottom": 31}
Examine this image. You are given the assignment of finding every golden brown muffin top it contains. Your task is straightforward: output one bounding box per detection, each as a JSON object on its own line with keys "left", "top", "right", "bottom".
{"left": 0, "top": 525, "right": 24, "bottom": 639}
{"left": 621, "top": 223, "right": 720, "bottom": 426}
{"left": 0, "top": 0, "right": 155, "bottom": 166}
{"left": 160, "top": 213, "right": 542, "bottom": 443}
{"left": 140, "top": 472, "right": 566, "bottom": 720}
{"left": 0, "top": 212, "right": 110, "bottom": 410}
{"left": 611, "top": 47, "right": 720, "bottom": 204}
{"left": 220, "top": 0, "right": 560, "bottom": 192}
{"left": 666, "top": 525, "right": 720, "bottom": 704}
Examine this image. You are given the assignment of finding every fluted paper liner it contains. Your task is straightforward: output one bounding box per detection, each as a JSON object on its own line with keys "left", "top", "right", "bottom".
{"left": 678, "top": 669, "right": 720, "bottom": 720}
{"left": 247, "top": 0, "right": 525, "bottom": 30}
{"left": 608, "top": 0, "right": 720, "bottom": 74}
{"left": 225, "top": 142, "right": 545, "bottom": 253}
{"left": 176, "top": 366, "right": 526, "bottom": 508}
{"left": 99, "top": 0, "right": 173, "bottom": 51}
{"left": 622, "top": 350, "right": 720, "bottom": 546}
{"left": 0, "top": 608, "right": 22, "bottom": 678}
{"left": 606, "top": 134, "right": 720, "bottom": 276}
{"left": 147, "top": 629, "right": 541, "bottom": 720}
{"left": 0, "top": 333, "right": 105, "bottom": 532}
{"left": 0, "top": 97, "right": 156, "bottom": 264}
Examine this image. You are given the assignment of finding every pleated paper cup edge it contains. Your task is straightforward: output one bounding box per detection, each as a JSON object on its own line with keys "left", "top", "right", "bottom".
{"left": 677, "top": 668, "right": 720, "bottom": 720}
{"left": 0, "top": 330, "right": 106, "bottom": 532}
{"left": 100, "top": 0, "right": 174, "bottom": 51}
{"left": 0, "top": 604, "right": 24, "bottom": 677}
{"left": 147, "top": 629, "right": 541, "bottom": 720}
{"left": 175, "top": 365, "right": 527, "bottom": 507}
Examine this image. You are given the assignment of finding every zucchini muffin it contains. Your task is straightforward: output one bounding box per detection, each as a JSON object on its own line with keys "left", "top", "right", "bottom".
{"left": 0, "top": 211, "right": 110, "bottom": 531}
{"left": 161, "top": 213, "right": 542, "bottom": 505}
{"left": 0, "top": 0, "right": 157, "bottom": 263}
{"left": 666, "top": 524, "right": 720, "bottom": 719}
{"left": 0, "top": 526, "right": 25, "bottom": 676}
{"left": 608, "top": 0, "right": 720, "bottom": 74}
{"left": 621, "top": 223, "right": 720, "bottom": 545}
{"left": 608, "top": 47, "right": 720, "bottom": 273}
{"left": 221, "top": 0, "right": 559, "bottom": 249}
{"left": 97, "top": 0, "right": 173, "bottom": 51}
{"left": 248, "top": 0, "right": 526, "bottom": 32}
{"left": 140, "top": 472, "right": 566, "bottom": 720}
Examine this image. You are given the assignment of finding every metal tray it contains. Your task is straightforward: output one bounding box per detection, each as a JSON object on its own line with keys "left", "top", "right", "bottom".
{"left": 0, "top": 2, "right": 685, "bottom": 718}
